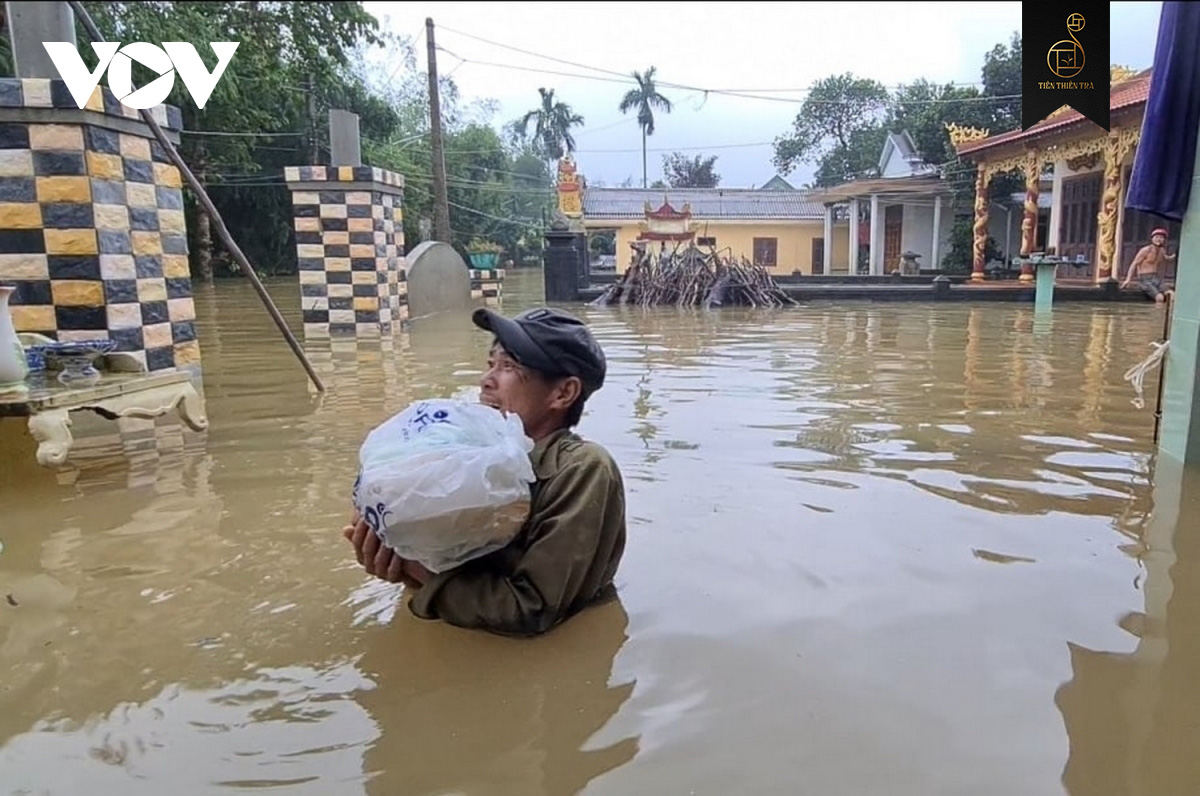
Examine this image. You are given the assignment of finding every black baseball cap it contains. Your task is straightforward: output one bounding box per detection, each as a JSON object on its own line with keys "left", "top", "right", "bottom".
{"left": 473, "top": 306, "right": 607, "bottom": 394}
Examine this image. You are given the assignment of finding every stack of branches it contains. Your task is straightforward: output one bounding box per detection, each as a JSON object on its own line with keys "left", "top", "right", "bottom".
{"left": 590, "top": 243, "right": 796, "bottom": 309}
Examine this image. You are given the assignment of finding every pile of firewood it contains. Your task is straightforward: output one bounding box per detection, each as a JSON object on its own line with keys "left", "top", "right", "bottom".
{"left": 589, "top": 245, "right": 796, "bottom": 309}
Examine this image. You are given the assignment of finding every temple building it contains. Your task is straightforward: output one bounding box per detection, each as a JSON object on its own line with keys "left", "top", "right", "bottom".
{"left": 950, "top": 67, "right": 1171, "bottom": 283}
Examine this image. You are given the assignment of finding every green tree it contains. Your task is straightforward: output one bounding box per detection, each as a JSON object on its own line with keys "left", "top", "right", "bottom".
{"left": 982, "top": 32, "right": 1022, "bottom": 132}
{"left": 514, "top": 87, "right": 584, "bottom": 173}
{"left": 663, "top": 152, "right": 720, "bottom": 188}
{"left": 618, "top": 66, "right": 673, "bottom": 188}
{"left": 772, "top": 73, "right": 891, "bottom": 186}
{"left": 939, "top": 32, "right": 1023, "bottom": 271}
{"left": 73, "top": 1, "right": 385, "bottom": 279}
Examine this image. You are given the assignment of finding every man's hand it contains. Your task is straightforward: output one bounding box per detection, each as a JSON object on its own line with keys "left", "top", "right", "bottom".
{"left": 342, "top": 513, "right": 432, "bottom": 588}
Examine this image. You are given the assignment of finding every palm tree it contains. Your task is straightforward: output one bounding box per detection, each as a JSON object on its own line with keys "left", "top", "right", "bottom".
{"left": 619, "top": 66, "right": 673, "bottom": 188}
{"left": 515, "top": 88, "right": 585, "bottom": 174}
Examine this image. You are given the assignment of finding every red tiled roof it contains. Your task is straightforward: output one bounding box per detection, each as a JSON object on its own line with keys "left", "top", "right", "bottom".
{"left": 957, "top": 70, "right": 1153, "bottom": 155}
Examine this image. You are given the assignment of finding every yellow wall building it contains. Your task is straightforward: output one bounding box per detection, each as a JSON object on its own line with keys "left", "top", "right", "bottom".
{"left": 581, "top": 187, "right": 851, "bottom": 275}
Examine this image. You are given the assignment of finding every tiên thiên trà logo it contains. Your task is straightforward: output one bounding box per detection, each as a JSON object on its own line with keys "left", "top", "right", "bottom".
{"left": 1022, "top": 3, "right": 1110, "bottom": 131}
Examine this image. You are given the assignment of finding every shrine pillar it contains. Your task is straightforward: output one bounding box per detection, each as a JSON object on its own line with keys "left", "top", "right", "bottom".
{"left": 540, "top": 155, "right": 585, "bottom": 301}
{"left": 971, "top": 167, "right": 991, "bottom": 281}
{"left": 1018, "top": 149, "right": 1042, "bottom": 283}
{"left": 1095, "top": 127, "right": 1141, "bottom": 283}
{"left": 946, "top": 123, "right": 994, "bottom": 283}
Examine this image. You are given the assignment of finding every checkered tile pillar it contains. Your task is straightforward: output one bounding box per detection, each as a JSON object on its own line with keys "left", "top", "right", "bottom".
{"left": 0, "top": 78, "right": 196, "bottom": 372}
{"left": 468, "top": 268, "right": 505, "bottom": 304}
{"left": 284, "top": 166, "right": 406, "bottom": 338}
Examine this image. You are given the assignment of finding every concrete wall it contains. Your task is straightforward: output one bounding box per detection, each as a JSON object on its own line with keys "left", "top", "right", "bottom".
{"left": 987, "top": 207, "right": 1023, "bottom": 264}
{"left": 603, "top": 220, "right": 849, "bottom": 274}
{"left": 899, "top": 202, "right": 955, "bottom": 271}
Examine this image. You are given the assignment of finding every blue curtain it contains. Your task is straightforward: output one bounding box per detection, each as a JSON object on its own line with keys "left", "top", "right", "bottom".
{"left": 1126, "top": 1, "right": 1200, "bottom": 222}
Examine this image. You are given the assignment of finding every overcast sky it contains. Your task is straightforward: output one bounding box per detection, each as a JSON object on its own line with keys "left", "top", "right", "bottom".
{"left": 362, "top": 1, "right": 1163, "bottom": 188}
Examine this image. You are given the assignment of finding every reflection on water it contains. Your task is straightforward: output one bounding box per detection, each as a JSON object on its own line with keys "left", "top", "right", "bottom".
{"left": 1, "top": 268, "right": 1197, "bottom": 795}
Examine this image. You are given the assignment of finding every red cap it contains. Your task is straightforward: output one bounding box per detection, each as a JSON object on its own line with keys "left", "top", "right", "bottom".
{"left": 1152, "top": 228, "right": 1168, "bottom": 237}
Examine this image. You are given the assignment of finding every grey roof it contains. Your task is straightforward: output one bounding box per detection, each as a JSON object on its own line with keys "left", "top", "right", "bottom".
{"left": 759, "top": 175, "right": 796, "bottom": 191}
{"left": 582, "top": 187, "right": 825, "bottom": 221}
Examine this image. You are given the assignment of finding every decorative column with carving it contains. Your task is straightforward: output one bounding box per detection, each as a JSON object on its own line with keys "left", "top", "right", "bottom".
{"left": 971, "top": 167, "right": 991, "bottom": 281}
{"left": 947, "top": 123, "right": 994, "bottom": 283}
{"left": 1095, "top": 127, "right": 1141, "bottom": 282}
{"left": 1019, "top": 149, "right": 1042, "bottom": 283}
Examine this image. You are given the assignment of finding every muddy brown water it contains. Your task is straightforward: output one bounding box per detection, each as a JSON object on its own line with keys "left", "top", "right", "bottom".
{"left": 2, "top": 268, "right": 1198, "bottom": 795}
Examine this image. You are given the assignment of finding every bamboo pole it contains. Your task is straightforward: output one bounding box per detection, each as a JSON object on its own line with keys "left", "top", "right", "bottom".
{"left": 66, "top": 1, "right": 326, "bottom": 393}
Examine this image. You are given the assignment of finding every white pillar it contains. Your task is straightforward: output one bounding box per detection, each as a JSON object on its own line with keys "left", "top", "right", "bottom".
{"left": 328, "top": 109, "right": 362, "bottom": 166}
{"left": 823, "top": 205, "right": 834, "bottom": 274}
{"left": 869, "top": 194, "right": 881, "bottom": 275}
{"left": 931, "top": 194, "right": 943, "bottom": 271}
{"left": 848, "top": 199, "right": 860, "bottom": 274}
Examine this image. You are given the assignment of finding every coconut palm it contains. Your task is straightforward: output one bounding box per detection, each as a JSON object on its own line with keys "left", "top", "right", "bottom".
{"left": 619, "top": 66, "right": 673, "bottom": 188}
{"left": 515, "top": 87, "right": 585, "bottom": 173}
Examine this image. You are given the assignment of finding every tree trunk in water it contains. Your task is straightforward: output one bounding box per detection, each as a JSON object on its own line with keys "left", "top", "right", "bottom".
{"left": 194, "top": 147, "right": 214, "bottom": 283}
{"left": 641, "top": 127, "right": 647, "bottom": 189}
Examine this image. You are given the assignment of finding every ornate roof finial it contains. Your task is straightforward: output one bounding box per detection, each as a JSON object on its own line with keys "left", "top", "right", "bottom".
{"left": 945, "top": 122, "right": 990, "bottom": 148}
{"left": 1110, "top": 64, "right": 1138, "bottom": 86}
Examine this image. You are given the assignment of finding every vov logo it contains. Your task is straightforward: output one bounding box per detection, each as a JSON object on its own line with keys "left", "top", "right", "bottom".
{"left": 41, "top": 41, "right": 240, "bottom": 111}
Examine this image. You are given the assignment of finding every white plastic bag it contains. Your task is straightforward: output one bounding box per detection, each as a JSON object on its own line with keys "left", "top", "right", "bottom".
{"left": 351, "top": 399, "right": 536, "bottom": 573}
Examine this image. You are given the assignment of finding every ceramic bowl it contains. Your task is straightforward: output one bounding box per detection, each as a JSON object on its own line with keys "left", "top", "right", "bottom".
{"left": 34, "top": 340, "right": 119, "bottom": 385}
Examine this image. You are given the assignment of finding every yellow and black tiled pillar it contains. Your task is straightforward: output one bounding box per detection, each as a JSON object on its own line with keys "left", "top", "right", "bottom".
{"left": 0, "top": 77, "right": 196, "bottom": 372}
{"left": 283, "top": 165, "right": 407, "bottom": 339}
{"left": 468, "top": 268, "right": 505, "bottom": 304}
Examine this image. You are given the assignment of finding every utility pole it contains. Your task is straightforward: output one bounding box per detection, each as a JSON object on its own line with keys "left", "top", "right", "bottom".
{"left": 426, "top": 17, "right": 452, "bottom": 242}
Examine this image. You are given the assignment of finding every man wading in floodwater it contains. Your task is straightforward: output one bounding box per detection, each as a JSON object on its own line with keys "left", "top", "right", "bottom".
{"left": 342, "top": 307, "right": 627, "bottom": 637}
{"left": 1121, "top": 227, "right": 1177, "bottom": 304}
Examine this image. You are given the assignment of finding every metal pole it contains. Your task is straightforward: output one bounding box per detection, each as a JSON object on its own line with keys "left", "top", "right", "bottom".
{"left": 1153, "top": 291, "right": 1173, "bottom": 445}
{"left": 66, "top": 1, "right": 325, "bottom": 394}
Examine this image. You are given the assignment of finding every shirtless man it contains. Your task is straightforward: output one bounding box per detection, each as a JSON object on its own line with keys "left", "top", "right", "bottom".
{"left": 1121, "top": 228, "right": 1177, "bottom": 303}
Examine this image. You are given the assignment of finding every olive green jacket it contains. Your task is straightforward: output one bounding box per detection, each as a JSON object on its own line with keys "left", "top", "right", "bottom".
{"left": 407, "top": 429, "right": 627, "bottom": 637}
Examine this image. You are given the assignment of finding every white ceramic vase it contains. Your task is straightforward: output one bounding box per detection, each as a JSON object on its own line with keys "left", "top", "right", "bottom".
{"left": 0, "top": 285, "right": 30, "bottom": 395}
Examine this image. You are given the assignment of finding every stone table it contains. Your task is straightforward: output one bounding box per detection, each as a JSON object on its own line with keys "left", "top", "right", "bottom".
{"left": 0, "top": 370, "right": 208, "bottom": 467}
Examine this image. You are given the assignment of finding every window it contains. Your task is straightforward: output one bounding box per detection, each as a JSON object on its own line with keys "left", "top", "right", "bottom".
{"left": 697, "top": 236, "right": 717, "bottom": 247}
{"left": 753, "top": 237, "right": 778, "bottom": 268}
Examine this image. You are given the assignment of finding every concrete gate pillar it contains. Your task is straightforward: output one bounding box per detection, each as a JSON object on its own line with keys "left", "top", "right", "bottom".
{"left": 284, "top": 110, "right": 406, "bottom": 339}
{"left": 0, "top": 4, "right": 197, "bottom": 372}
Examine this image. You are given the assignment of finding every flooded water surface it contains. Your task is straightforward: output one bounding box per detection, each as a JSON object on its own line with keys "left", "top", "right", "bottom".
{"left": 2, "top": 269, "right": 1198, "bottom": 796}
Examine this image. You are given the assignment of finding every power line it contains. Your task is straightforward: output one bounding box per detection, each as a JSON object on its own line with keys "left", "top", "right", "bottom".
{"left": 439, "top": 49, "right": 1021, "bottom": 107}
{"left": 441, "top": 48, "right": 1012, "bottom": 105}
{"left": 181, "top": 130, "right": 305, "bottom": 138}
{"left": 413, "top": 138, "right": 779, "bottom": 157}
{"left": 435, "top": 24, "right": 1005, "bottom": 104}
{"left": 381, "top": 24, "right": 426, "bottom": 87}
{"left": 447, "top": 200, "right": 542, "bottom": 229}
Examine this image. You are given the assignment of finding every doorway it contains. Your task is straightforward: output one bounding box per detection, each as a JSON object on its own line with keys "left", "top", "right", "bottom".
{"left": 884, "top": 205, "right": 903, "bottom": 270}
